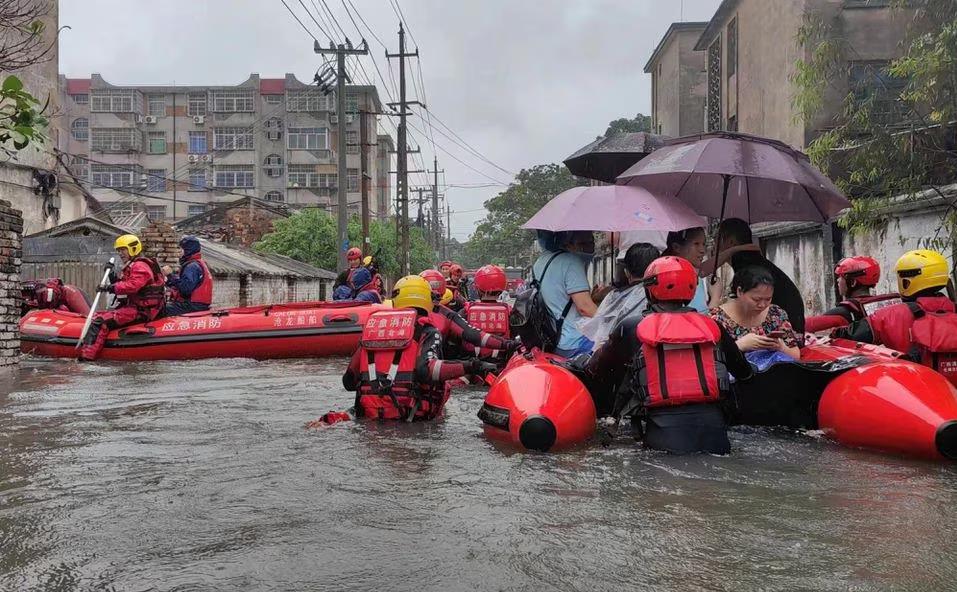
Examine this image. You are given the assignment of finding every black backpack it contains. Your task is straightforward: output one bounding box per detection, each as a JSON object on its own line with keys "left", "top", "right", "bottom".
{"left": 510, "top": 251, "right": 574, "bottom": 353}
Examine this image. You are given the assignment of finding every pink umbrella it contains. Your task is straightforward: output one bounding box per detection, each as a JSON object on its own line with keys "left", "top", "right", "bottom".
{"left": 521, "top": 184, "right": 707, "bottom": 232}
{"left": 616, "top": 131, "right": 850, "bottom": 223}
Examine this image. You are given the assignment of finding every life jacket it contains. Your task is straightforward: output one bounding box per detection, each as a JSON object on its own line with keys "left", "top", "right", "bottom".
{"left": 868, "top": 295, "right": 955, "bottom": 354}
{"left": 35, "top": 278, "right": 64, "bottom": 309}
{"left": 840, "top": 293, "right": 902, "bottom": 321}
{"left": 905, "top": 300, "right": 957, "bottom": 387}
{"left": 635, "top": 311, "right": 724, "bottom": 409}
{"left": 462, "top": 301, "right": 511, "bottom": 357}
{"left": 126, "top": 256, "right": 167, "bottom": 314}
{"left": 169, "top": 254, "right": 213, "bottom": 305}
{"left": 355, "top": 309, "right": 450, "bottom": 421}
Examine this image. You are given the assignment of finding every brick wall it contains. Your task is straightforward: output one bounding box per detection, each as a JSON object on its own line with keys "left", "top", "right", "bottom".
{"left": 139, "top": 221, "right": 180, "bottom": 267}
{"left": 0, "top": 200, "right": 24, "bottom": 369}
{"left": 207, "top": 274, "right": 331, "bottom": 308}
{"left": 226, "top": 207, "right": 279, "bottom": 247}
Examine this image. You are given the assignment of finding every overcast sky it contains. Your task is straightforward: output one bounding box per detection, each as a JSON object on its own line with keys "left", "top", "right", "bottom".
{"left": 60, "top": 0, "right": 722, "bottom": 239}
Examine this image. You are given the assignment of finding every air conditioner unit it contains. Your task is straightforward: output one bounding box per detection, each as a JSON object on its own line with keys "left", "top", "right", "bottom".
{"left": 144, "top": 115, "right": 157, "bottom": 124}
{"left": 188, "top": 154, "right": 198, "bottom": 163}
{"left": 329, "top": 115, "right": 338, "bottom": 124}
{"left": 193, "top": 115, "right": 205, "bottom": 125}
{"left": 201, "top": 154, "right": 212, "bottom": 163}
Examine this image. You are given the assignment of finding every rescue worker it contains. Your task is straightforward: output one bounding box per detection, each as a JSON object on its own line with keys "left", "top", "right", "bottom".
{"left": 584, "top": 256, "right": 753, "bottom": 454}
{"left": 824, "top": 256, "right": 899, "bottom": 324}
{"left": 21, "top": 278, "right": 91, "bottom": 316}
{"left": 844, "top": 250, "right": 957, "bottom": 384}
{"left": 461, "top": 264, "right": 512, "bottom": 364}
{"left": 349, "top": 267, "right": 382, "bottom": 304}
{"left": 446, "top": 264, "right": 469, "bottom": 309}
{"left": 341, "top": 275, "right": 497, "bottom": 421}
{"left": 420, "top": 268, "right": 517, "bottom": 360}
{"left": 79, "top": 234, "right": 166, "bottom": 361}
{"left": 162, "top": 236, "right": 213, "bottom": 316}
{"left": 334, "top": 247, "right": 363, "bottom": 290}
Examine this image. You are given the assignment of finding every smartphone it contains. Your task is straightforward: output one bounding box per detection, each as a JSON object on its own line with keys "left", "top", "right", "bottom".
{"left": 766, "top": 331, "right": 787, "bottom": 339}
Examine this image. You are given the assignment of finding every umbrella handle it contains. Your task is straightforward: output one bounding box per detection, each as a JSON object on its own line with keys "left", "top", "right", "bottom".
{"left": 708, "top": 175, "right": 732, "bottom": 287}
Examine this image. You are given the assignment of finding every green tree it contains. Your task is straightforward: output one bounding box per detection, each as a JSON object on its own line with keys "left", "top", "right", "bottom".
{"left": 793, "top": 0, "right": 957, "bottom": 249}
{"left": 0, "top": 2, "right": 54, "bottom": 158}
{"left": 0, "top": 74, "right": 47, "bottom": 158}
{"left": 602, "top": 113, "right": 652, "bottom": 138}
{"left": 254, "top": 210, "right": 433, "bottom": 279}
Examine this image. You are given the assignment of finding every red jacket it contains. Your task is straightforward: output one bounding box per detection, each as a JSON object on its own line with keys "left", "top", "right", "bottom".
{"left": 115, "top": 257, "right": 166, "bottom": 315}
{"left": 868, "top": 295, "right": 955, "bottom": 353}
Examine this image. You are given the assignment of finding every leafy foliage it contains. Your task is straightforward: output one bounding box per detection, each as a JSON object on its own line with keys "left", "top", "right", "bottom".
{"left": 0, "top": 74, "right": 47, "bottom": 158}
{"left": 602, "top": 113, "right": 652, "bottom": 138}
{"left": 254, "top": 210, "right": 434, "bottom": 278}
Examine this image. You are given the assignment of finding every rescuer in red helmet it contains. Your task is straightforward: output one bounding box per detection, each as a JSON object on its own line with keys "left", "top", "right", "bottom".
{"left": 333, "top": 247, "right": 364, "bottom": 292}
{"left": 584, "top": 256, "right": 753, "bottom": 454}
{"left": 459, "top": 265, "right": 513, "bottom": 366}
{"left": 824, "top": 256, "right": 900, "bottom": 324}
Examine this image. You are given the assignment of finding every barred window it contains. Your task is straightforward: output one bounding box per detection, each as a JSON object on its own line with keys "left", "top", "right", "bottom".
{"left": 188, "top": 93, "right": 207, "bottom": 116}
{"left": 91, "top": 128, "right": 141, "bottom": 152}
{"left": 209, "top": 89, "right": 254, "bottom": 112}
{"left": 187, "top": 204, "right": 207, "bottom": 217}
{"left": 147, "top": 95, "right": 166, "bottom": 117}
{"left": 215, "top": 165, "right": 254, "bottom": 187}
{"left": 72, "top": 154, "right": 88, "bottom": 179}
{"left": 189, "top": 168, "right": 208, "bottom": 191}
{"left": 91, "top": 164, "right": 138, "bottom": 187}
{"left": 213, "top": 127, "right": 254, "bottom": 150}
{"left": 90, "top": 89, "right": 141, "bottom": 113}
{"left": 345, "top": 93, "right": 359, "bottom": 114}
{"left": 146, "top": 169, "right": 166, "bottom": 192}
{"left": 146, "top": 205, "right": 166, "bottom": 221}
{"left": 286, "top": 89, "right": 331, "bottom": 112}
{"left": 288, "top": 164, "right": 318, "bottom": 187}
{"left": 148, "top": 131, "right": 166, "bottom": 154}
{"left": 287, "top": 127, "right": 328, "bottom": 150}
{"left": 318, "top": 173, "right": 337, "bottom": 188}
{"left": 188, "top": 131, "right": 207, "bottom": 154}
{"left": 346, "top": 130, "right": 359, "bottom": 154}
{"left": 849, "top": 61, "right": 909, "bottom": 126}
{"left": 71, "top": 118, "right": 89, "bottom": 141}
{"left": 706, "top": 38, "right": 722, "bottom": 132}
{"left": 347, "top": 168, "right": 359, "bottom": 192}
{"left": 71, "top": 94, "right": 88, "bottom": 105}
{"left": 264, "top": 94, "right": 282, "bottom": 105}
{"left": 264, "top": 154, "right": 283, "bottom": 177}
{"left": 264, "top": 190, "right": 284, "bottom": 202}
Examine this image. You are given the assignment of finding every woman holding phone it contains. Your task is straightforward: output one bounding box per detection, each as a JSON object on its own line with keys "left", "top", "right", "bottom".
{"left": 709, "top": 266, "right": 801, "bottom": 360}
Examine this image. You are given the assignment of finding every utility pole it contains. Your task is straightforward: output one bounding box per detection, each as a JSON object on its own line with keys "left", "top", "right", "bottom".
{"left": 359, "top": 109, "right": 370, "bottom": 254}
{"left": 446, "top": 206, "right": 451, "bottom": 259}
{"left": 428, "top": 156, "right": 443, "bottom": 254}
{"left": 315, "top": 39, "right": 369, "bottom": 272}
{"left": 412, "top": 187, "right": 429, "bottom": 226}
{"left": 386, "top": 23, "right": 419, "bottom": 276}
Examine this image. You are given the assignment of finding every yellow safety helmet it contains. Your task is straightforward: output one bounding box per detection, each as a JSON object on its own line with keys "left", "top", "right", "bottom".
{"left": 895, "top": 249, "right": 950, "bottom": 297}
{"left": 392, "top": 275, "right": 433, "bottom": 312}
{"left": 440, "top": 288, "right": 453, "bottom": 306}
{"left": 114, "top": 234, "right": 143, "bottom": 257}
{"left": 363, "top": 255, "right": 373, "bottom": 266}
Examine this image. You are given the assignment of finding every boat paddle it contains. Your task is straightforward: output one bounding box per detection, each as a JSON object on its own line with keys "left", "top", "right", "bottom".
{"left": 76, "top": 257, "right": 115, "bottom": 349}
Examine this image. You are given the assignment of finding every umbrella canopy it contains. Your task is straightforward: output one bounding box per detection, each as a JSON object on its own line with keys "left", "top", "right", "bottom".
{"left": 563, "top": 132, "right": 668, "bottom": 183}
{"left": 521, "top": 185, "right": 707, "bottom": 233}
{"left": 616, "top": 131, "right": 850, "bottom": 223}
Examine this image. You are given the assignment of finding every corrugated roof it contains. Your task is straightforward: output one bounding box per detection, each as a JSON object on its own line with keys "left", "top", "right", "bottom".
{"left": 199, "top": 239, "right": 336, "bottom": 279}
{"left": 109, "top": 211, "right": 151, "bottom": 232}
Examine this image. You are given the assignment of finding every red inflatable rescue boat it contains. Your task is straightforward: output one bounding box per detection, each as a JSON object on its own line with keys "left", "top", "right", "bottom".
{"left": 20, "top": 301, "right": 384, "bottom": 361}
{"left": 478, "top": 349, "right": 596, "bottom": 452}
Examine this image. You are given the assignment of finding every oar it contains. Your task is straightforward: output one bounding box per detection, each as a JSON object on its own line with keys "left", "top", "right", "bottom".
{"left": 76, "top": 257, "right": 115, "bottom": 349}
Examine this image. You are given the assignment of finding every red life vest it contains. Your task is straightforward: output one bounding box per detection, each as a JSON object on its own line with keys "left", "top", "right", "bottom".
{"left": 868, "top": 296, "right": 955, "bottom": 354}
{"left": 126, "top": 257, "right": 166, "bottom": 315}
{"left": 170, "top": 254, "right": 213, "bottom": 305}
{"left": 462, "top": 301, "right": 511, "bottom": 357}
{"left": 636, "top": 311, "right": 723, "bottom": 409}
{"left": 840, "top": 293, "right": 902, "bottom": 321}
{"left": 356, "top": 309, "right": 450, "bottom": 421}
{"left": 907, "top": 300, "right": 957, "bottom": 387}
{"left": 35, "top": 278, "right": 64, "bottom": 309}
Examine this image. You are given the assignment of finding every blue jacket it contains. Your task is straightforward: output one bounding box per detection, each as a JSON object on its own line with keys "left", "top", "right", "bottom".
{"left": 166, "top": 260, "right": 205, "bottom": 298}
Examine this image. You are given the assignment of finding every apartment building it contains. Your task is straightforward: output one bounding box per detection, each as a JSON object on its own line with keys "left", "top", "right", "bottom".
{"left": 644, "top": 22, "right": 708, "bottom": 138}
{"left": 58, "top": 73, "right": 394, "bottom": 221}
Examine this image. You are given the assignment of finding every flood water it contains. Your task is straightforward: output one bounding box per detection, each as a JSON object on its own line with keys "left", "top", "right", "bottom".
{"left": 1, "top": 357, "right": 956, "bottom": 591}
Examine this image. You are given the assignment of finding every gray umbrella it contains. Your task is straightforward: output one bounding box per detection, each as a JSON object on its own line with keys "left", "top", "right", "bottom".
{"left": 563, "top": 132, "right": 668, "bottom": 183}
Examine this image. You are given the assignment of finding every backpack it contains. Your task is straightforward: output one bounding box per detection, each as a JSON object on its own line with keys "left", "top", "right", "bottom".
{"left": 510, "top": 251, "right": 574, "bottom": 353}
{"left": 907, "top": 302, "right": 957, "bottom": 387}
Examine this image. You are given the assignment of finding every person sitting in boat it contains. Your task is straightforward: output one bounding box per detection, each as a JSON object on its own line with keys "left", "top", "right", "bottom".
{"left": 162, "top": 236, "right": 213, "bottom": 317}
{"left": 662, "top": 227, "right": 710, "bottom": 312}
{"left": 445, "top": 264, "right": 469, "bottom": 310}
{"left": 79, "top": 234, "right": 166, "bottom": 361}
{"left": 439, "top": 260, "right": 452, "bottom": 279}
{"left": 709, "top": 266, "right": 801, "bottom": 365}
{"left": 333, "top": 247, "right": 363, "bottom": 290}
{"left": 363, "top": 254, "right": 386, "bottom": 297}
{"left": 341, "top": 275, "right": 497, "bottom": 421}
{"left": 584, "top": 256, "right": 753, "bottom": 454}
{"left": 844, "top": 250, "right": 957, "bottom": 384}
{"left": 460, "top": 265, "right": 513, "bottom": 365}
{"left": 823, "top": 256, "right": 900, "bottom": 325}
{"left": 349, "top": 267, "right": 382, "bottom": 304}
{"left": 706, "top": 218, "right": 806, "bottom": 335}
{"left": 579, "top": 242, "right": 660, "bottom": 352}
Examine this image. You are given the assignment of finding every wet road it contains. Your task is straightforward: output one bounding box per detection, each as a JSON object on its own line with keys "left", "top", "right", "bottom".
{"left": 1, "top": 357, "right": 956, "bottom": 591}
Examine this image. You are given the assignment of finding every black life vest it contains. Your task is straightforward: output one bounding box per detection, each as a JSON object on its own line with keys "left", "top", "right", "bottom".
{"left": 840, "top": 293, "right": 902, "bottom": 321}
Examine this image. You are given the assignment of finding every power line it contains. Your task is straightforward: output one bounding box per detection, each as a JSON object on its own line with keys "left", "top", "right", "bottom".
{"left": 421, "top": 106, "right": 514, "bottom": 176}
{"left": 280, "top": 0, "right": 323, "bottom": 43}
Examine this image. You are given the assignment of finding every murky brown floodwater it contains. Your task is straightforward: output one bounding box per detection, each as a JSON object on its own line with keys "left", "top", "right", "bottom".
{"left": 1, "top": 356, "right": 956, "bottom": 591}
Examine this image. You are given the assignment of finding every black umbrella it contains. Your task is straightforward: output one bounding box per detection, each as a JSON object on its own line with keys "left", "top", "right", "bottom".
{"left": 563, "top": 132, "right": 668, "bottom": 183}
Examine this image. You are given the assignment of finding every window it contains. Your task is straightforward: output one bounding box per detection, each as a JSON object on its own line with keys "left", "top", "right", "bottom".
{"left": 188, "top": 93, "right": 207, "bottom": 116}
{"left": 209, "top": 89, "right": 254, "bottom": 112}
{"left": 264, "top": 94, "right": 282, "bottom": 104}
{"left": 215, "top": 165, "right": 254, "bottom": 187}
{"left": 347, "top": 168, "right": 359, "bottom": 192}
{"left": 91, "top": 128, "right": 141, "bottom": 152}
{"left": 71, "top": 94, "right": 89, "bottom": 105}
{"left": 90, "top": 164, "right": 138, "bottom": 187}
{"left": 188, "top": 131, "right": 207, "bottom": 154}
{"left": 345, "top": 93, "right": 359, "bottom": 114}
{"left": 849, "top": 61, "right": 908, "bottom": 125}
{"left": 147, "top": 95, "right": 166, "bottom": 117}
{"left": 187, "top": 204, "right": 207, "bottom": 217}
{"left": 288, "top": 164, "right": 318, "bottom": 187}
{"left": 213, "top": 127, "right": 254, "bottom": 150}
{"left": 287, "top": 127, "right": 328, "bottom": 150}
{"left": 146, "top": 169, "right": 166, "bottom": 192}
{"left": 727, "top": 18, "right": 737, "bottom": 78}
{"left": 71, "top": 118, "right": 89, "bottom": 141}
{"left": 707, "top": 38, "right": 722, "bottom": 132}
{"left": 189, "top": 168, "right": 208, "bottom": 191}
{"left": 264, "top": 190, "right": 284, "bottom": 202}
{"left": 264, "top": 154, "right": 283, "bottom": 177}
{"left": 286, "top": 89, "right": 331, "bottom": 112}
{"left": 265, "top": 117, "right": 283, "bottom": 141}
{"left": 148, "top": 131, "right": 166, "bottom": 154}
{"left": 844, "top": 0, "right": 891, "bottom": 7}
{"left": 318, "top": 173, "right": 337, "bottom": 188}
{"left": 346, "top": 130, "right": 359, "bottom": 154}
{"left": 90, "top": 89, "right": 141, "bottom": 113}
{"left": 72, "top": 154, "right": 88, "bottom": 178}
{"left": 146, "top": 205, "right": 167, "bottom": 221}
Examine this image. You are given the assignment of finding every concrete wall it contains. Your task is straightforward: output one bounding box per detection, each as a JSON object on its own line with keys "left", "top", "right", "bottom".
{"left": 213, "top": 274, "right": 330, "bottom": 308}
{"left": 652, "top": 36, "right": 680, "bottom": 136}
{"left": 677, "top": 30, "right": 707, "bottom": 136}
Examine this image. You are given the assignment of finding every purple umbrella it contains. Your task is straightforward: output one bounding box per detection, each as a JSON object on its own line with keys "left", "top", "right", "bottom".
{"left": 521, "top": 184, "right": 706, "bottom": 232}
{"left": 616, "top": 131, "right": 850, "bottom": 223}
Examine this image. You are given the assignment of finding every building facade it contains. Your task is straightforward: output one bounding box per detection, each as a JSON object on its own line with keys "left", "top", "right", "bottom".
{"left": 58, "top": 73, "right": 394, "bottom": 222}
{"left": 644, "top": 22, "right": 708, "bottom": 138}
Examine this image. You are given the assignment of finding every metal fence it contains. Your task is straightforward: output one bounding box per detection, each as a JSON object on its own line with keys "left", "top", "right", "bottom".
{"left": 21, "top": 262, "right": 107, "bottom": 311}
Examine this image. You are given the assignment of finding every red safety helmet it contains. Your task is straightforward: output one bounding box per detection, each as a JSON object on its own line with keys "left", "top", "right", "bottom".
{"left": 642, "top": 256, "right": 698, "bottom": 302}
{"left": 834, "top": 256, "right": 880, "bottom": 287}
{"left": 439, "top": 260, "right": 452, "bottom": 270}
{"left": 474, "top": 265, "right": 507, "bottom": 293}
{"left": 449, "top": 264, "right": 464, "bottom": 278}
{"left": 346, "top": 247, "right": 362, "bottom": 261}
{"left": 419, "top": 269, "right": 447, "bottom": 296}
